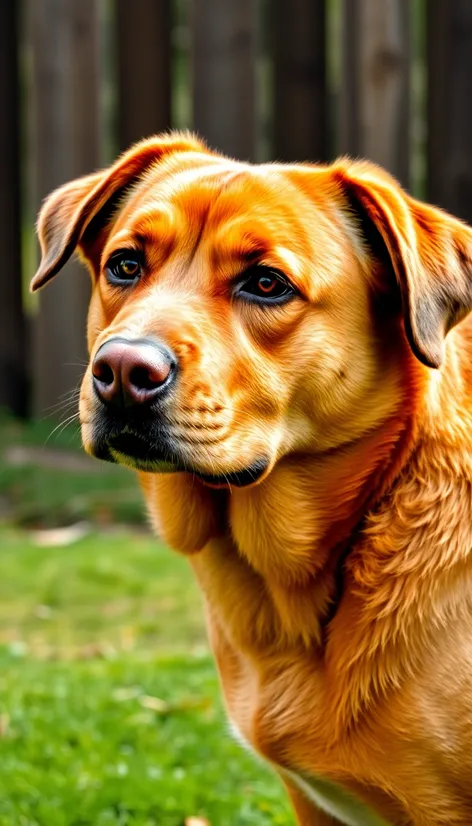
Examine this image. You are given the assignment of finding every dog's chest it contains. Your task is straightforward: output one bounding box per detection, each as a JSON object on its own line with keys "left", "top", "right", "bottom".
{"left": 231, "top": 721, "right": 390, "bottom": 826}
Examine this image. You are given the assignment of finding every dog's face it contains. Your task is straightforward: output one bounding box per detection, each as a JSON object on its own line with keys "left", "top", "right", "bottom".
{"left": 76, "top": 154, "right": 398, "bottom": 487}
{"left": 32, "top": 134, "right": 472, "bottom": 490}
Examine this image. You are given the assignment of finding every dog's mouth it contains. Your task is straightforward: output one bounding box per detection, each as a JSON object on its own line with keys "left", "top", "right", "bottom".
{"left": 192, "top": 458, "right": 269, "bottom": 489}
{"left": 94, "top": 431, "right": 269, "bottom": 488}
{"left": 109, "top": 432, "right": 172, "bottom": 462}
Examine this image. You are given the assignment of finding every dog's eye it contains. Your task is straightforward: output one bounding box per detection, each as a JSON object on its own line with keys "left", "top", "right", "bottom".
{"left": 106, "top": 251, "right": 142, "bottom": 285}
{"left": 237, "top": 267, "right": 295, "bottom": 303}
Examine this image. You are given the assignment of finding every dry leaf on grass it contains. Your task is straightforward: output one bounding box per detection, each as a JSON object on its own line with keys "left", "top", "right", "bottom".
{"left": 30, "top": 521, "right": 91, "bottom": 547}
{"left": 139, "top": 695, "right": 171, "bottom": 713}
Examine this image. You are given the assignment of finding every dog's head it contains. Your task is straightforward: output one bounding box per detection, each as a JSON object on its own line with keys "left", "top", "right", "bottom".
{"left": 32, "top": 132, "right": 472, "bottom": 490}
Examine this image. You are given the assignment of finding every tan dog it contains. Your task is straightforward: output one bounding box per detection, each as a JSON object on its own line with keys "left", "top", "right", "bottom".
{"left": 32, "top": 133, "right": 472, "bottom": 825}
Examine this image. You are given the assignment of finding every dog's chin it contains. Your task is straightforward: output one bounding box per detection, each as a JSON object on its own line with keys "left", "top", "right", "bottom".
{"left": 192, "top": 459, "right": 270, "bottom": 489}
{"left": 110, "top": 451, "right": 182, "bottom": 474}
{"left": 89, "top": 431, "right": 270, "bottom": 488}
{"left": 90, "top": 431, "right": 184, "bottom": 473}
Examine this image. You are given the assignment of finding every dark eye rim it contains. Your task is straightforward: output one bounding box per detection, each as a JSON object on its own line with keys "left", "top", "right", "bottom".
{"left": 105, "top": 249, "right": 143, "bottom": 286}
{"left": 234, "top": 265, "right": 298, "bottom": 306}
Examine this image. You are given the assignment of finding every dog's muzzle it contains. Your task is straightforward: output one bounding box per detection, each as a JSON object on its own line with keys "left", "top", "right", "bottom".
{"left": 87, "top": 335, "right": 269, "bottom": 487}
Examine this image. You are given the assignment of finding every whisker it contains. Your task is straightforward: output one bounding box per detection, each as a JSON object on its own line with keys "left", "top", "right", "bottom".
{"left": 223, "top": 473, "right": 233, "bottom": 495}
{"left": 40, "top": 387, "right": 82, "bottom": 419}
{"left": 63, "top": 361, "right": 89, "bottom": 368}
{"left": 38, "top": 402, "right": 79, "bottom": 425}
{"left": 45, "top": 412, "right": 80, "bottom": 445}
{"left": 40, "top": 396, "right": 79, "bottom": 416}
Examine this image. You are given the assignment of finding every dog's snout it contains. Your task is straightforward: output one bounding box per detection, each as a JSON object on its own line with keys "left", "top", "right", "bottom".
{"left": 92, "top": 337, "right": 176, "bottom": 408}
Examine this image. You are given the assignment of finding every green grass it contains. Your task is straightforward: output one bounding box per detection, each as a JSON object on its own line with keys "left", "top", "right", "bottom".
{"left": 0, "top": 529, "right": 293, "bottom": 826}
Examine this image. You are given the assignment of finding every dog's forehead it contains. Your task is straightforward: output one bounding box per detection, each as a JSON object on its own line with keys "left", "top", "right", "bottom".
{"left": 116, "top": 157, "right": 298, "bottom": 229}
{"left": 110, "top": 156, "right": 341, "bottom": 264}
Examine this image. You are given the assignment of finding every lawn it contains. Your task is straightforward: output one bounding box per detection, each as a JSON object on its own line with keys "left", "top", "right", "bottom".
{"left": 0, "top": 522, "right": 293, "bottom": 824}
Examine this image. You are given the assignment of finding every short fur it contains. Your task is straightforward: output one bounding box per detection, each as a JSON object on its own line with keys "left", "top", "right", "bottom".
{"left": 32, "top": 133, "right": 472, "bottom": 825}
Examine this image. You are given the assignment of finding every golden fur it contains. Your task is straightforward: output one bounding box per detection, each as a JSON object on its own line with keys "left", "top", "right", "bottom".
{"left": 32, "top": 133, "right": 472, "bottom": 825}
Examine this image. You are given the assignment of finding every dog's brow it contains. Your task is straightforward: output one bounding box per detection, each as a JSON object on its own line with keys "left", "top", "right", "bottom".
{"left": 209, "top": 216, "right": 307, "bottom": 285}
{"left": 100, "top": 230, "right": 143, "bottom": 270}
{"left": 271, "top": 246, "right": 303, "bottom": 280}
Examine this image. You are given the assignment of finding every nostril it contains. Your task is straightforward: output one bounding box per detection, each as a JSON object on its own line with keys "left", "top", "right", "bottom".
{"left": 127, "top": 358, "right": 172, "bottom": 392}
{"left": 129, "top": 365, "right": 161, "bottom": 390}
{"left": 93, "top": 360, "right": 114, "bottom": 386}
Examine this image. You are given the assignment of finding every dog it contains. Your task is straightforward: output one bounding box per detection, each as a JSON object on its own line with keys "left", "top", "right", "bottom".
{"left": 32, "top": 132, "right": 472, "bottom": 825}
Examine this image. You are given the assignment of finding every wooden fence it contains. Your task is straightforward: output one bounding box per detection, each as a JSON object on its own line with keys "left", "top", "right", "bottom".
{"left": 1, "top": 0, "right": 471, "bottom": 417}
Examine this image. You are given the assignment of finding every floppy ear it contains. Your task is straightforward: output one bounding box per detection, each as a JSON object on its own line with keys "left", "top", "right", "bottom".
{"left": 334, "top": 159, "right": 472, "bottom": 368}
{"left": 31, "top": 132, "right": 206, "bottom": 292}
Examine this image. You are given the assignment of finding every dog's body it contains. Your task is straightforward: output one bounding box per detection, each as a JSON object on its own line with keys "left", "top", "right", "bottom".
{"left": 32, "top": 133, "right": 472, "bottom": 825}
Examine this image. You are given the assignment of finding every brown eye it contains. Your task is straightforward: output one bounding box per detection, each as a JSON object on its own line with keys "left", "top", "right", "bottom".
{"left": 106, "top": 251, "right": 142, "bottom": 285}
{"left": 120, "top": 259, "right": 139, "bottom": 277}
{"left": 237, "top": 267, "right": 295, "bottom": 304}
{"left": 256, "top": 275, "right": 279, "bottom": 294}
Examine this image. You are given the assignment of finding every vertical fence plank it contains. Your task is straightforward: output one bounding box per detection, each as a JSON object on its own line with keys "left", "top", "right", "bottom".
{"left": 116, "top": 0, "right": 172, "bottom": 152}
{"left": 29, "top": 0, "right": 102, "bottom": 416}
{"left": 339, "top": 0, "right": 410, "bottom": 185}
{"left": 427, "top": 1, "right": 472, "bottom": 222}
{"left": 191, "top": 0, "right": 256, "bottom": 159}
{"left": 339, "top": 0, "right": 360, "bottom": 158}
{"left": 272, "top": 0, "right": 327, "bottom": 162}
{"left": 0, "top": 0, "right": 27, "bottom": 416}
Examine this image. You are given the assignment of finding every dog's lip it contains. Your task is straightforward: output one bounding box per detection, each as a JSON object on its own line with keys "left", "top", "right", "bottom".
{"left": 108, "top": 431, "right": 165, "bottom": 461}
{"left": 105, "top": 431, "right": 185, "bottom": 471}
{"left": 102, "top": 432, "right": 270, "bottom": 488}
{"left": 193, "top": 458, "right": 270, "bottom": 489}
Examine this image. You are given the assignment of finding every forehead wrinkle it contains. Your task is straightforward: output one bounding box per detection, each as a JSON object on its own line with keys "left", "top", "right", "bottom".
{"left": 154, "top": 168, "right": 251, "bottom": 269}
{"left": 113, "top": 156, "right": 240, "bottom": 234}
{"left": 130, "top": 204, "right": 176, "bottom": 253}
{"left": 208, "top": 169, "right": 314, "bottom": 247}
{"left": 138, "top": 160, "right": 244, "bottom": 216}
{"left": 173, "top": 167, "right": 247, "bottom": 223}
{"left": 117, "top": 165, "right": 248, "bottom": 257}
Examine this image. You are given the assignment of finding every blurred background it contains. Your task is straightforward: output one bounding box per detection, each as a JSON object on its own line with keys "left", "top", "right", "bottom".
{"left": 4, "top": 0, "right": 472, "bottom": 425}
{"left": 0, "top": 1, "right": 471, "bottom": 824}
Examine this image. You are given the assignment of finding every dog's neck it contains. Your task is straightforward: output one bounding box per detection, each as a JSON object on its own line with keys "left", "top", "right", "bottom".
{"left": 143, "top": 351, "right": 435, "bottom": 652}
{"left": 225, "top": 404, "right": 417, "bottom": 645}
{"left": 144, "top": 376, "right": 420, "bottom": 654}
{"left": 232, "top": 417, "right": 415, "bottom": 582}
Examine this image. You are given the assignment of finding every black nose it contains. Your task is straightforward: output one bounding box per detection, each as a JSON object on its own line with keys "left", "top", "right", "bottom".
{"left": 92, "top": 337, "right": 176, "bottom": 408}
